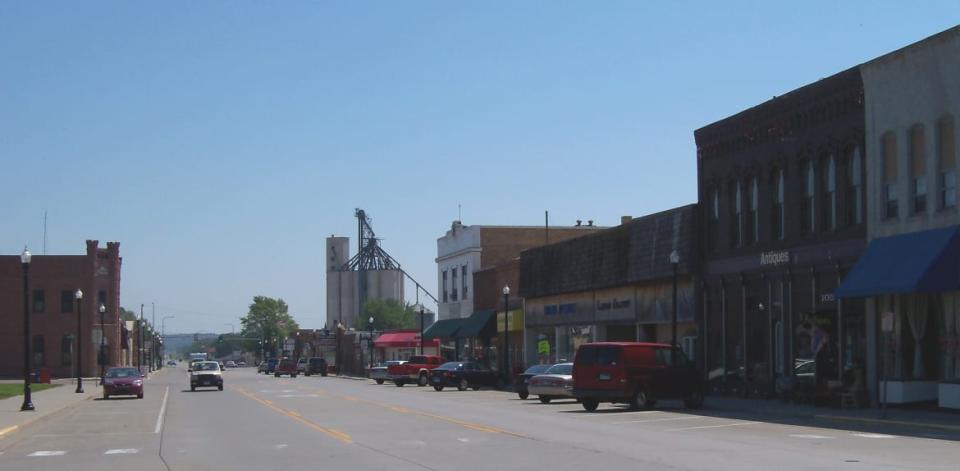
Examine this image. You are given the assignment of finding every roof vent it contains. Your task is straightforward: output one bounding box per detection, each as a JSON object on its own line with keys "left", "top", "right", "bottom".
{"left": 621, "top": 216, "right": 632, "bottom": 225}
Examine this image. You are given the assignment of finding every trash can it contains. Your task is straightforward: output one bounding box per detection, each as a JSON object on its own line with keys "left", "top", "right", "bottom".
{"left": 38, "top": 367, "right": 51, "bottom": 384}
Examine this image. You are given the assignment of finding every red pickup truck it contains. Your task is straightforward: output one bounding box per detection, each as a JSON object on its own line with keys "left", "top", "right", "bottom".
{"left": 387, "top": 355, "right": 443, "bottom": 387}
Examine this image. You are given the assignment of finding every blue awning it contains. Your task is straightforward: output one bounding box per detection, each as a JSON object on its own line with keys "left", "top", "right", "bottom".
{"left": 835, "top": 225, "right": 960, "bottom": 298}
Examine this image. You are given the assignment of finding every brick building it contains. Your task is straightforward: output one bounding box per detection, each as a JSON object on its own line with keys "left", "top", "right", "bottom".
{"left": 520, "top": 207, "right": 699, "bottom": 368}
{"left": 695, "top": 67, "right": 867, "bottom": 402}
{"left": 0, "top": 240, "right": 123, "bottom": 379}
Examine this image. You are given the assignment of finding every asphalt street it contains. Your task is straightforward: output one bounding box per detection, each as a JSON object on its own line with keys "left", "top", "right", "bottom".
{"left": 0, "top": 366, "right": 956, "bottom": 470}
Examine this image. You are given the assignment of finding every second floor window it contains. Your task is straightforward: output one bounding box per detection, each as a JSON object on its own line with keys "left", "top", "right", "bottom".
{"left": 748, "top": 177, "right": 758, "bottom": 244}
{"left": 442, "top": 270, "right": 448, "bottom": 303}
{"left": 707, "top": 187, "right": 719, "bottom": 252}
{"left": 61, "top": 291, "right": 74, "bottom": 313}
{"left": 801, "top": 162, "right": 815, "bottom": 234}
{"left": 772, "top": 169, "right": 785, "bottom": 240}
{"left": 911, "top": 124, "right": 927, "bottom": 215}
{"left": 32, "top": 289, "right": 45, "bottom": 313}
{"left": 730, "top": 182, "right": 742, "bottom": 248}
{"left": 451, "top": 268, "right": 458, "bottom": 301}
{"left": 883, "top": 132, "right": 899, "bottom": 219}
{"left": 461, "top": 265, "right": 468, "bottom": 300}
{"left": 847, "top": 147, "right": 864, "bottom": 225}
{"left": 939, "top": 115, "right": 956, "bottom": 210}
{"left": 822, "top": 157, "right": 836, "bottom": 231}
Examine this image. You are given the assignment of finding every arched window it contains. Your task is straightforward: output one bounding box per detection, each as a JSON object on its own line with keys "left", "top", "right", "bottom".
{"left": 707, "top": 186, "right": 719, "bottom": 252}
{"left": 772, "top": 169, "right": 785, "bottom": 239}
{"left": 847, "top": 147, "right": 863, "bottom": 225}
{"left": 883, "top": 131, "right": 899, "bottom": 219}
{"left": 730, "top": 182, "right": 742, "bottom": 248}
{"left": 911, "top": 124, "right": 927, "bottom": 214}
{"left": 822, "top": 157, "right": 836, "bottom": 231}
{"left": 749, "top": 177, "right": 759, "bottom": 243}
{"left": 801, "top": 161, "right": 815, "bottom": 234}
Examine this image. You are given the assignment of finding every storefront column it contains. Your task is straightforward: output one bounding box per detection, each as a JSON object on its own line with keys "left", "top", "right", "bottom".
{"left": 866, "top": 296, "right": 879, "bottom": 407}
{"left": 721, "top": 279, "right": 728, "bottom": 389}
{"left": 787, "top": 270, "right": 794, "bottom": 381}
{"left": 766, "top": 274, "right": 773, "bottom": 394}
{"left": 836, "top": 263, "right": 843, "bottom": 382}
{"left": 703, "top": 282, "right": 709, "bottom": 378}
{"left": 741, "top": 274, "right": 748, "bottom": 394}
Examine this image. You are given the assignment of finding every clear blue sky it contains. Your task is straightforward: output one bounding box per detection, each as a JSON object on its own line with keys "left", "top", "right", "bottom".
{"left": 2, "top": 2, "right": 957, "bottom": 333}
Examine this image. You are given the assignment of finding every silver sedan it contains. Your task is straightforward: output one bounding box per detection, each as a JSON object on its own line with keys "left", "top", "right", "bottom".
{"left": 526, "top": 362, "right": 574, "bottom": 404}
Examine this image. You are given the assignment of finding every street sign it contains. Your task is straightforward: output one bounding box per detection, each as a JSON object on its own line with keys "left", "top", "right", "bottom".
{"left": 881, "top": 311, "right": 894, "bottom": 333}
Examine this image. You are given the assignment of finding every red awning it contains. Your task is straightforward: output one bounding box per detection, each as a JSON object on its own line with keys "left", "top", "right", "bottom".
{"left": 374, "top": 332, "right": 439, "bottom": 348}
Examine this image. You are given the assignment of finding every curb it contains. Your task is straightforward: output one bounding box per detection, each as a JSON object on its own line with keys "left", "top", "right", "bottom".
{"left": 0, "top": 392, "right": 96, "bottom": 441}
{"left": 815, "top": 414, "right": 960, "bottom": 432}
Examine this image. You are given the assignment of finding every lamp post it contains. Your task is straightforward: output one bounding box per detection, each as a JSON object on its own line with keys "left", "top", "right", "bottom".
{"left": 502, "top": 285, "right": 511, "bottom": 383}
{"left": 368, "top": 316, "right": 375, "bottom": 368}
{"left": 137, "top": 304, "right": 143, "bottom": 373}
{"left": 335, "top": 321, "right": 342, "bottom": 376}
{"left": 162, "top": 316, "right": 174, "bottom": 367}
{"left": 669, "top": 250, "right": 680, "bottom": 366}
{"left": 419, "top": 306, "right": 425, "bottom": 355}
{"left": 99, "top": 303, "right": 106, "bottom": 385}
{"left": 75, "top": 289, "right": 84, "bottom": 393}
{"left": 20, "top": 247, "right": 35, "bottom": 411}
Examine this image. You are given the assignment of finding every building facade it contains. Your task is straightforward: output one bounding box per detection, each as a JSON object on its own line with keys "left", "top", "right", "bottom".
{"left": 695, "top": 68, "right": 868, "bottom": 402}
{"left": 520, "top": 207, "right": 699, "bottom": 370}
{"left": 837, "top": 26, "right": 960, "bottom": 409}
{"left": 436, "top": 221, "right": 599, "bottom": 321}
{"left": 0, "top": 241, "right": 123, "bottom": 379}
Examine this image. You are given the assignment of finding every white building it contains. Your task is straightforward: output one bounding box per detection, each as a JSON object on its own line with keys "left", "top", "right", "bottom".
{"left": 325, "top": 236, "right": 404, "bottom": 330}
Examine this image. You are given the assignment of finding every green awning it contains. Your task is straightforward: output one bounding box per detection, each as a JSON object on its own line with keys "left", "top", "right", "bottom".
{"left": 457, "top": 309, "right": 496, "bottom": 338}
{"left": 422, "top": 318, "right": 464, "bottom": 340}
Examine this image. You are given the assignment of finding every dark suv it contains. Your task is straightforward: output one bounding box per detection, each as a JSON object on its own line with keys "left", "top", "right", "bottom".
{"left": 572, "top": 342, "right": 703, "bottom": 412}
{"left": 275, "top": 358, "right": 298, "bottom": 378}
{"left": 305, "top": 357, "right": 328, "bottom": 377}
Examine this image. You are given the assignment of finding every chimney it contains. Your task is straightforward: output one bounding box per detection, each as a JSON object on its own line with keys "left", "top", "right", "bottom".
{"left": 587, "top": 220, "right": 594, "bottom": 227}
{"left": 621, "top": 216, "right": 632, "bottom": 225}
{"left": 576, "top": 220, "right": 582, "bottom": 227}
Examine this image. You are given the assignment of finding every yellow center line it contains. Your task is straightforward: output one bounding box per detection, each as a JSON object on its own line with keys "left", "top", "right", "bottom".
{"left": 228, "top": 386, "right": 352, "bottom": 444}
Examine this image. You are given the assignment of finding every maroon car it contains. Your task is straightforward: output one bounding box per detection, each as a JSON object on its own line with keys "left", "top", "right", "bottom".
{"left": 102, "top": 367, "right": 144, "bottom": 399}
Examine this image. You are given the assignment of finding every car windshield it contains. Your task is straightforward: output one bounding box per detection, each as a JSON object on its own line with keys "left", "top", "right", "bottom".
{"left": 105, "top": 368, "right": 139, "bottom": 378}
{"left": 408, "top": 356, "right": 427, "bottom": 363}
{"left": 194, "top": 362, "right": 220, "bottom": 371}
{"left": 438, "top": 362, "right": 462, "bottom": 370}
{"left": 545, "top": 363, "right": 573, "bottom": 375}
{"left": 524, "top": 364, "right": 552, "bottom": 375}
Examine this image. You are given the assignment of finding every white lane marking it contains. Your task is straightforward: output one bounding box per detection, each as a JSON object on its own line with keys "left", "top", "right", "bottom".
{"left": 613, "top": 416, "right": 702, "bottom": 425}
{"left": 104, "top": 449, "right": 140, "bottom": 455}
{"left": 155, "top": 386, "right": 170, "bottom": 434}
{"left": 581, "top": 410, "right": 661, "bottom": 418}
{"left": 852, "top": 433, "right": 895, "bottom": 439}
{"left": 457, "top": 438, "right": 470, "bottom": 443}
{"left": 790, "top": 434, "right": 834, "bottom": 439}
{"left": 28, "top": 450, "right": 67, "bottom": 457}
{"left": 277, "top": 394, "right": 321, "bottom": 398}
{"left": 275, "top": 444, "right": 288, "bottom": 449}
{"left": 666, "top": 421, "right": 759, "bottom": 432}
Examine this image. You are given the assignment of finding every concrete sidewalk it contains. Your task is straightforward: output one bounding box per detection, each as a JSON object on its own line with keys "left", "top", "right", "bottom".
{"left": 705, "top": 395, "right": 960, "bottom": 432}
{"left": 0, "top": 378, "right": 100, "bottom": 440}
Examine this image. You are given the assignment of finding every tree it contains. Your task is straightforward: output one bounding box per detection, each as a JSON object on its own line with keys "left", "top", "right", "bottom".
{"left": 119, "top": 307, "right": 138, "bottom": 323}
{"left": 239, "top": 296, "right": 299, "bottom": 357}
{"left": 361, "top": 299, "right": 416, "bottom": 330}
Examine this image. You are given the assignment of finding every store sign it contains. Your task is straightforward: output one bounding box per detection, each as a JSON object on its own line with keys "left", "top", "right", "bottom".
{"left": 544, "top": 303, "right": 576, "bottom": 316}
{"left": 819, "top": 293, "right": 835, "bottom": 303}
{"left": 760, "top": 251, "right": 791, "bottom": 266}
{"left": 596, "top": 298, "right": 631, "bottom": 311}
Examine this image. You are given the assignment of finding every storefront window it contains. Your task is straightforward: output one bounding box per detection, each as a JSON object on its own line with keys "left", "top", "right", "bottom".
{"left": 941, "top": 292, "right": 960, "bottom": 380}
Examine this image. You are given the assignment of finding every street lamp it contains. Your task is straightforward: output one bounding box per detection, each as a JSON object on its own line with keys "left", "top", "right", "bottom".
{"left": 419, "top": 306, "right": 425, "bottom": 355}
{"left": 162, "top": 316, "right": 174, "bottom": 367}
{"left": 335, "top": 320, "right": 343, "bottom": 376}
{"left": 20, "top": 247, "right": 35, "bottom": 411}
{"left": 669, "top": 249, "right": 680, "bottom": 366}
{"left": 75, "top": 289, "right": 84, "bottom": 393}
{"left": 368, "top": 316, "right": 375, "bottom": 368}
{"left": 99, "top": 303, "right": 106, "bottom": 385}
{"left": 502, "top": 285, "right": 511, "bottom": 383}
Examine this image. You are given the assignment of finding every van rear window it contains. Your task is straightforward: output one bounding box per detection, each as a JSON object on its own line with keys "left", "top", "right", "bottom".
{"left": 576, "top": 346, "right": 620, "bottom": 366}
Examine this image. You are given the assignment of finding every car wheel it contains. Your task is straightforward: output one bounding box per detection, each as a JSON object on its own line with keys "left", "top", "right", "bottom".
{"left": 394, "top": 380, "right": 404, "bottom": 387}
{"left": 684, "top": 390, "right": 704, "bottom": 409}
{"left": 630, "top": 387, "right": 652, "bottom": 410}
{"left": 103, "top": 393, "right": 109, "bottom": 400}
{"left": 275, "top": 373, "right": 280, "bottom": 378}
{"left": 218, "top": 384, "right": 224, "bottom": 391}
{"left": 137, "top": 393, "right": 144, "bottom": 399}
{"left": 305, "top": 372, "right": 311, "bottom": 377}
{"left": 518, "top": 391, "right": 529, "bottom": 400}
{"left": 539, "top": 396, "right": 552, "bottom": 404}
{"left": 472, "top": 386, "right": 481, "bottom": 391}
{"left": 375, "top": 379, "right": 384, "bottom": 385}
{"left": 581, "top": 399, "right": 599, "bottom": 411}
{"left": 190, "top": 386, "right": 196, "bottom": 392}
{"left": 434, "top": 385, "right": 443, "bottom": 391}
{"left": 417, "top": 373, "right": 428, "bottom": 387}
{"left": 292, "top": 374, "right": 297, "bottom": 378}
{"left": 457, "top": 379, "right": 469, "bottom": 391}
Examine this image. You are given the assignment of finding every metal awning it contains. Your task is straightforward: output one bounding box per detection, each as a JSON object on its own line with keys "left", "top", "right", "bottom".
{"left": 836, "top": 225, "right": 960, "bottom": 298}
{"left": 456, "top": 309, "right": 496, "bottom": 338}
{"left": 422, "top": 318, "right": 464, "bottom": 340}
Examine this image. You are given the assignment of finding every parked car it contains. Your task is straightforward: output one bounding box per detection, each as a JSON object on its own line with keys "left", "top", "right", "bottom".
{"left": 297, "top": 357, "right": 307, "bottom": 374}
{"left": 166, "top": 360, "right": 177, "bottom": 366}
{"left": 225, "top": 360, "right": 237, "bottom": 368}
{"left": 572, "top": 342, "right": 703, "bottom": 411}
{"left": 369, "top": 360, "right": 405, "bottom": 384}
{"left": 388, "top": 355, "right": 443, "bottom": 386}
{"left": 305, "top": 357, "right": 328, "bottom": 377}
{"left": 237, "top": 361, "right": 247, "bottom": 367}
{"left": 527, "top": 362, "right": 574, "bottom": 403}
{"left": 102, "top": 367, "right": 144, "bottom": 399}
{"left": 275, "top": 358, "right": 298, "bottom": 378}
{"left": 261, "top": 358, "right": 279, "bottom": 374}
{"left": 430, "top": 361, "right": 503, "bottom": 391}
{"left": 189, "top": 361, "right": 224, "bottom": 391}
{"left": 516, "top": 364, "right": 554, "bottom": 400}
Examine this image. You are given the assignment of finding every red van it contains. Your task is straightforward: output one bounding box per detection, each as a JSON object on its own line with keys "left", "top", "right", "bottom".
{"left": 572, "top": 342, "right": 703, "bottom": 412}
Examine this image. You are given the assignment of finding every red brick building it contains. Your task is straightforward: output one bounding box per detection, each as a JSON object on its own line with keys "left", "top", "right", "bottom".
{"left": 0, "top": 240, "right": 123, "bottom": 379}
